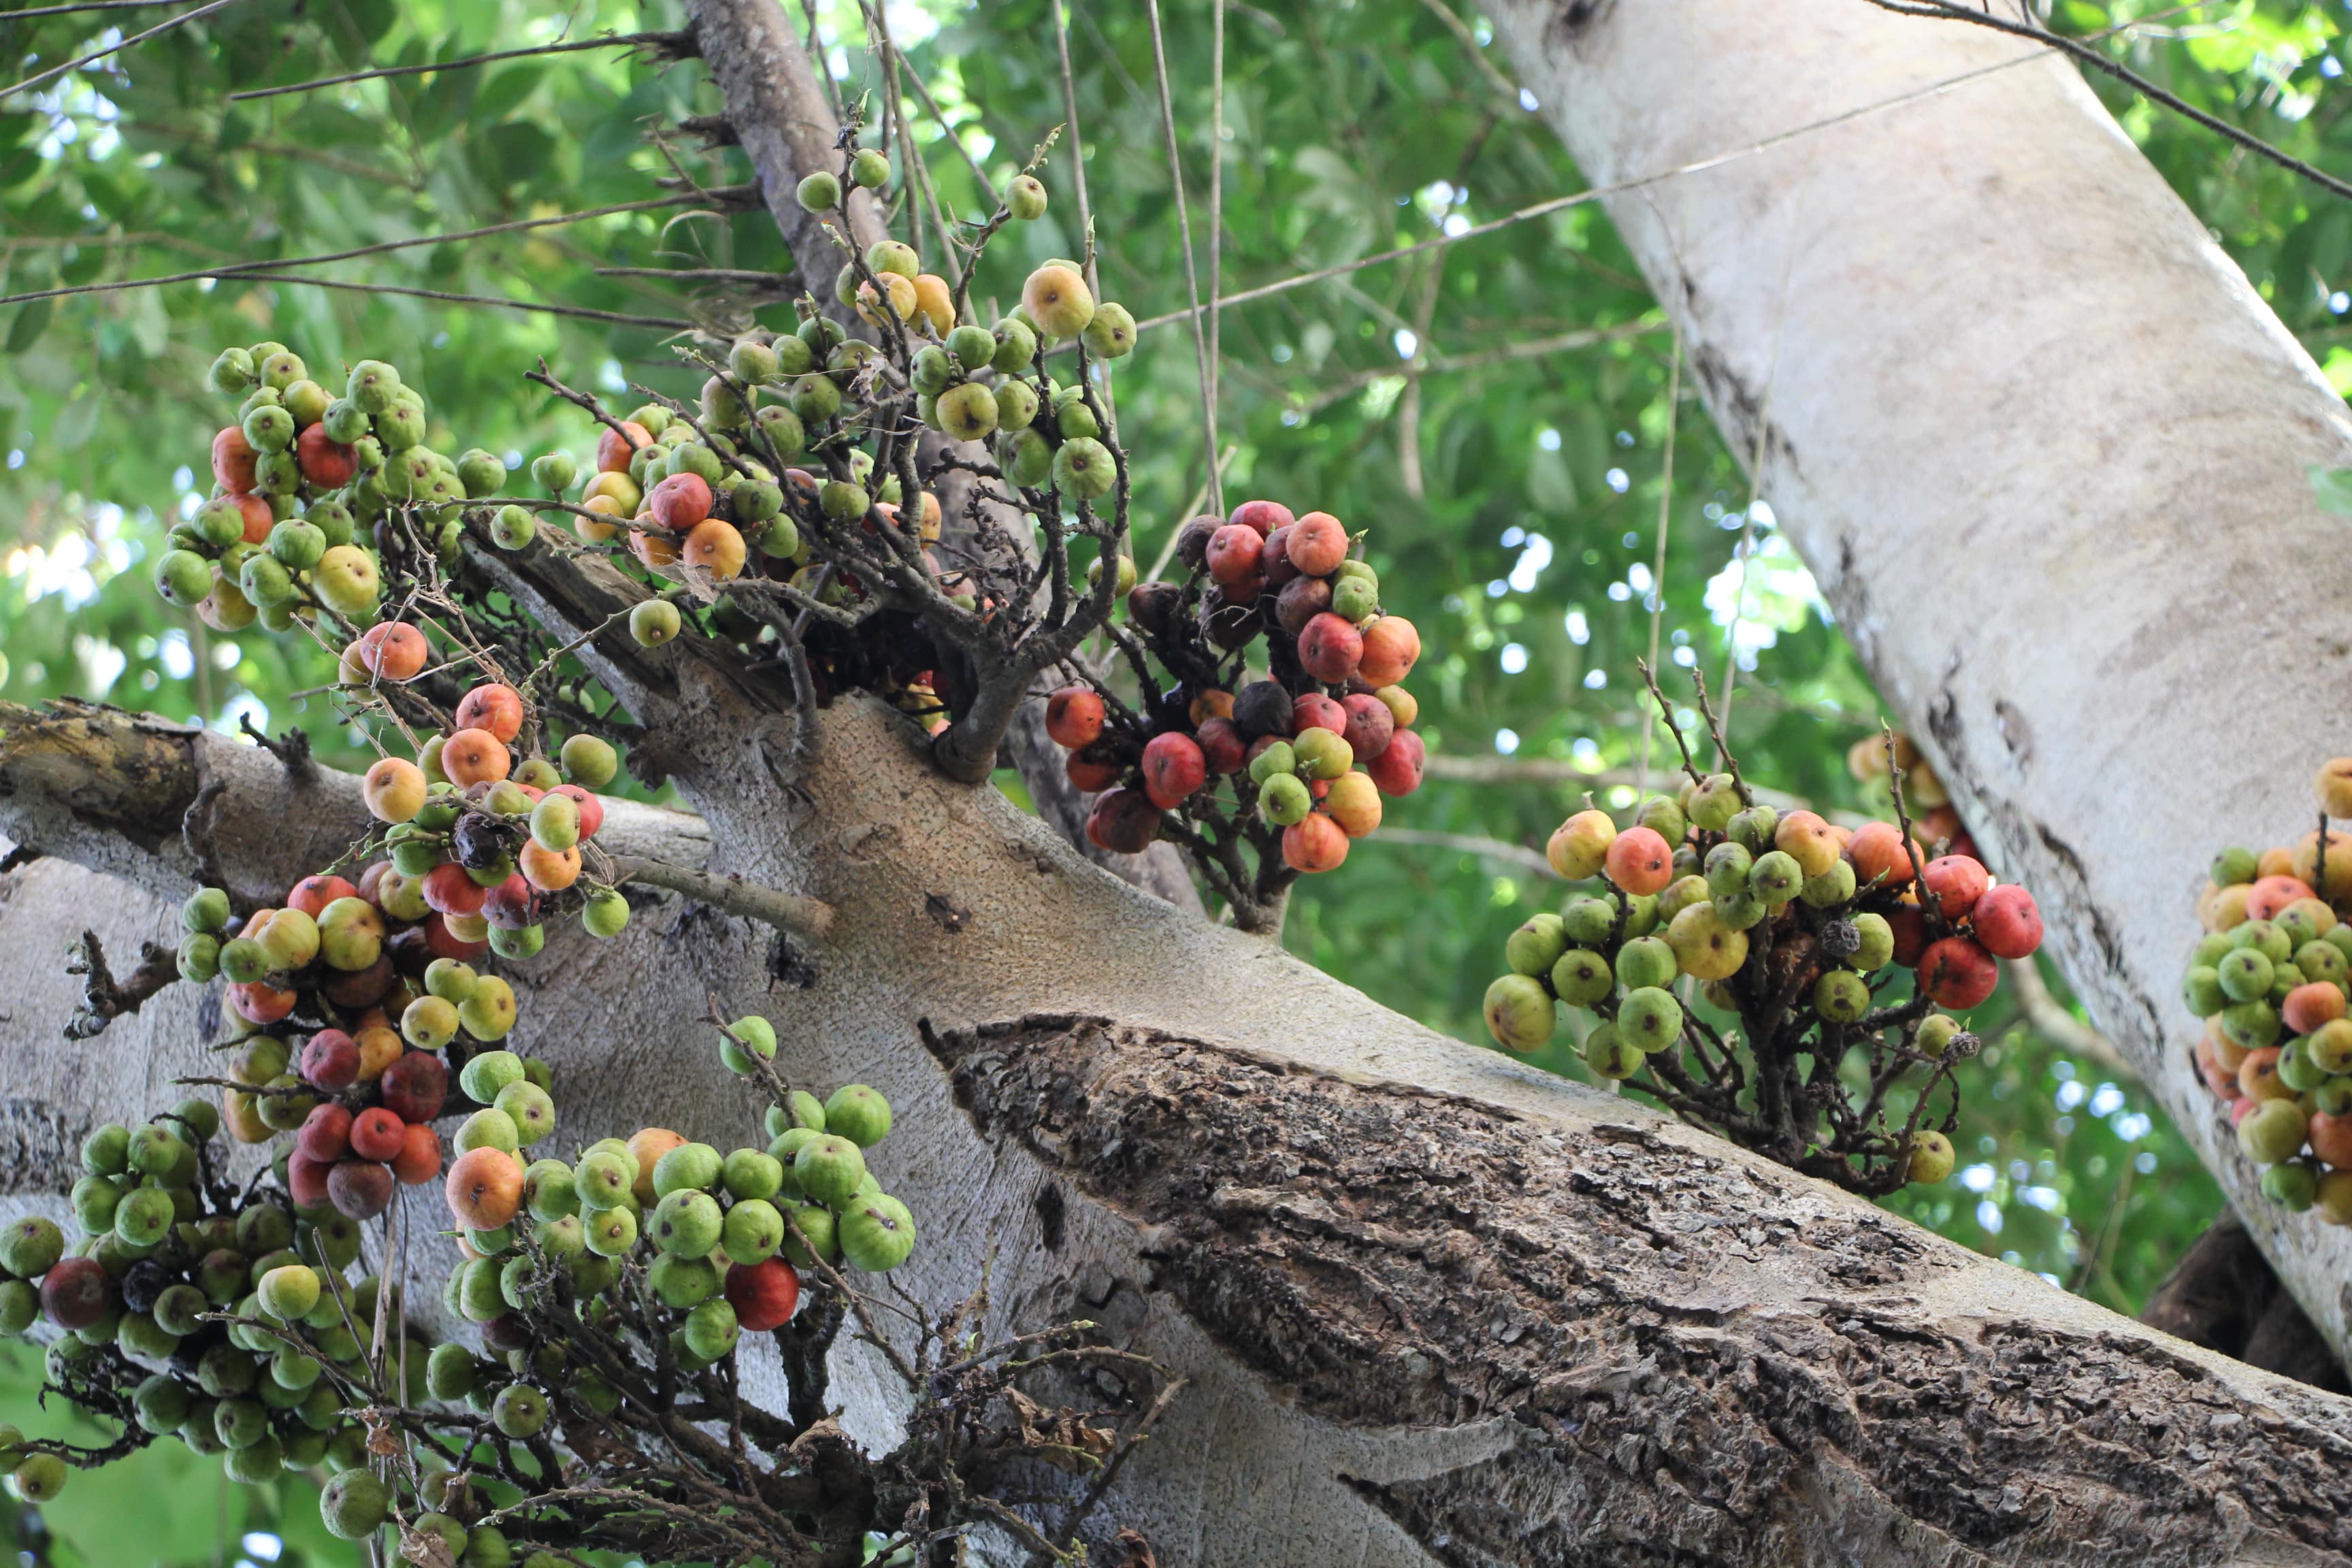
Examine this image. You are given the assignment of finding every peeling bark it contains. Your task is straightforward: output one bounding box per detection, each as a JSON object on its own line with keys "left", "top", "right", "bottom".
{"left": 1486, "top": 0, "right": 2352, "bottom": 1371}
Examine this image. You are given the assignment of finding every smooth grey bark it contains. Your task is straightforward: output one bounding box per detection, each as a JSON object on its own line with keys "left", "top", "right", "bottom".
{"left": 1483, "top": 0, "right": 2352, "bottom": 1368}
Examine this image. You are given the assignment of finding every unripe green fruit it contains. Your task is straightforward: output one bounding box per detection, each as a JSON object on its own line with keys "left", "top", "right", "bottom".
{"left": 529, "top": 451, "right": 577, "bottom": 494}
{"left": 721, "top": 1198, "right": 783, "bottom": 1266}
{"left": 1801, "top": 861, "right": 1857, "bottom": 907}
{"left": 1055, "top": 393, "right": 1102, "bottom": 440}
{"left": 732, "top": 476, "right": 783, "bottom": 525}
{"left": 1258, "top": 772, "right": 1312, "bottom": 827}
{"left": 1688, "top": 773, "right": 1742, "bottom": 832}
{"left": 752, "top": 406, "right": 806, "bottom": 463}
{"left": 1727, "top": 804, "right": 1779, "bottom": 855}
{"left": 911, "top": 344, "right": 956, "bottom": 395}
{"left": 790, "top": 372, "right": 842, "bottom": 423}
{"left": 1293, "top": 728, "right": 1353, "bottom": 782}
{"left": 244, "top": 403, "right": 295, "bottom": 453}
{"left": 1703, "top": 840, "right": 1752, "bottom": 900}
{"left": 319, "top": 397, "right": 369, "bottom": 444}
{"left": 797, "top": 169, "right": 843, "bottom": 210}
{"left": 1550, "top": 947, "right": 1613, "bottom": 1007}
{"left": 730, "top": 339, "right": 781, "bottom": 386}
{"left": 375, "top": 400, "right": 426, "bottom": 450}
{"left": 2222, "top": 998, "right": 2281, "bottom": 1050}
{"left": 793, "top": 1134, "right": 868, "bottom": 1208}
{"left": 1053, "top": 436, "right": 1116, "bottom": 500}
{"left": 1004, "top": 427, "right": 1053, "bottom": 487}
{"left": 824, "top": 1084, "right": 892, "bottom": 1147}
{"left": 490, "top": 505, "right": 536, "bottom": 551}
{"left": 839, "top": 1192, "right": 917, "bottom": 1272}
{"left": 1330, "top": 575, "right": 1378, "bottom": 623}
{"left": 453, "top": 448, "right": 502, "bottom": 497}
{"left": 1812, "top": 969, "right": 1872, "bottom": 1023}
{"left": 2235, "top": 919, "right": 2293, "bottom": 964}
{"left": 1617, "top": 985, "right": 1684, "bottom": 1051}
{"left": 850, "top": 148, "right": 890, "bottom": 187}
{"left": 631, "top": 600, "right": 682, "bottom": 647}
{"left": 1482, "top": 973, "right": 1555, "bottom": 1051}
{"left": 1850, "top": 912, "right": 1895, "bottom": 972}
{"left": 0, "top": 1282, "right": 35, "bottom": 1335}
{"left": 114, "top": 1186, "right": 174, "bottom": 1247}
{"left": 719, "top": 1015, "right": 777, "bottom": 1076}
{"left": 182, "top": 885, "right": 231, "bottom": 934}
{"left": 2218, "top": 947, "right": 2274, "bottom": 1002}
{"left": 649, "top": 1252, "right": 719, "bottom": 1309}
{"left": 583, "top": 889, "right": 630, "bottom": 938}
{"left": 782, "top": 1203, "right": 839, "bottom": 1266}
{"left": 258, "top": 349, "right": 306, "bottom": 390}
{"left": 809, "top": 482, "right": 864, "bottom": 527}
{"left": 583, "top": 1205, "right": 638, "bottom": 1257}
{"left": 1615, "top": 935, "right": 1678, "bottom": 991}
{"left": 2263, "top": 1160, "right": 2318, "bottom": 1211}
{"left": 702, "top": 375, "right": 748, "bottom": 429}
{"left": 210, "top": 347, "right": 255, "bottom": 391}
{"left": 495, "top": 1081, "right": 555, "bottom": 1146}
{"left": 1583, "top": 1022, "right": 1642, "bottom": 1079}
{"left": 1561, "top": 895, "right": 1617, "bottom": 947}
{"left": 1505, "top": 914, "right": 1568, "bottom": 978}
{"left": 492, "top": 1383, "right": 548, "bottom": 1438}
{"left": 865, "top": 239, "right": 919, "bottom": 280}
{"left": 991, "top": 316, "right": 1039, "bottom": 374}
{"left": 941, "top": 324, "right": 993, "bottom": 376}
{"left": 1081, "top": 301, "right": 1136, "bottom": 359}
{"left": 82, "top": 1124, "right": 129, "bottom": 1177}
{"left": 1748, "top": 849, "right": 1803, "bottom": 906}
{"left": 156, "top": 549, "right": 211, "bottom": 606}
{"left": 456, "top": 1110, "right": 519, "bottom": 1157}
{"left": 1005, "top": 173, "right": 1048, "bottom": 220}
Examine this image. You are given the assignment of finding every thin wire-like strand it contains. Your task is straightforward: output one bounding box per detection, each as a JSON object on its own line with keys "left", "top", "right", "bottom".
{"left": 1145, "top": 0, "right": 1223, "bottom": 516}
{"left": 1050, "top": 0, "right": 1098, "bottom": 299}
{"left": 0, "top": 190, "right": 739, "bottom": 309}
{"left": 1636, "top": 332, "right": 1682, "bottom": 791}
{"left": 227, "top": 33, "right": 664, "bottom": 101}
{"left": 1717, "top": 147, "right": 1814, "bottom": 720}
{"left": 1207, "top": 0, "right": 1224, "bottom": 516}
{"left": 0, "top": 0, "right": 185, "bottom": 16}
{"left": 0, "top": 0, "right": 242, "bottom": 100}
{"left": 229, "top": 270, "right": 694, "bottom": 329}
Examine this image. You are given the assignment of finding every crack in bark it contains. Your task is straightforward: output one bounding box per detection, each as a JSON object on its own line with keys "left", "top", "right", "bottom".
{"left": 929, "top": 1014, "right": 2352, "bottom": 1567}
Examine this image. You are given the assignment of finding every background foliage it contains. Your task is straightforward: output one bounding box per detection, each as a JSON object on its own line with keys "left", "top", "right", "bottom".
{"left": 3, "top": 0, "right": 2336, "bottom": 1556}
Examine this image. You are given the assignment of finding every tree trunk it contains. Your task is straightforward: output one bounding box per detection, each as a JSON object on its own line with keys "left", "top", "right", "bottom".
{"left": 1487, "top": 0, "right": 2352, "bottom": 1373}
{"left": 8, "top": 6, "right": 2352, "bottom": 1563}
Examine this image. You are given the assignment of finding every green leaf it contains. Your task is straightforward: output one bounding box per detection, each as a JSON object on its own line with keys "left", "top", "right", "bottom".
{"left": 5, "top": 298, "right": 50, "bottom": 354}
{"left": 2308, "top": 464, "right": 2352, "bottom": 514}
{"left": 472, "top": 65, "right": 546, "bottom": 125}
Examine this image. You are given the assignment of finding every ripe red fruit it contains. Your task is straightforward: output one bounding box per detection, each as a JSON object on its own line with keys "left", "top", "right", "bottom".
{"left": 322, "top": 954, "right": 395, "bottom": 1011}
{"left": 1885, "top": 904, "right": 1928, "bottom": 968}
{"left": 481, "top": 876, "right": 536, "bottom": 931}
{"left": 1141, "top": 733, "right": 1206, "bottom": 803}
{"left": 1205, "top": 524, "right": 1264, "bottom": 586}
{"left": 356, "top": 622, "right": 429, "bottom": 683}
{"left": 295, "top": 422, "right": 356, "bottom": 487}
{"left": 1291, "top": 692, "right": 1347, "bottom": 736}
{"left": 1604, "top": 826, "right": 1674, "bottom": 895}
{"left": 422, "top": 912, "right": 488, "bottom": 962}
{"left": 299, "top": 1029, "right": 361, "bottom": 1092}
{"left": 1970, "top": 883, "right": 2042, "bottom": 960}
{"left": 648, "top": 472, "right": 713, "bottom": 532}
{"left": 380, "top": 1054, "right": 448, "bottom": 1125}
{"left": 595, "top": 421, "right": 651, "bottom": 474}
{"left": 1918, "top": 936, "right": 1999, "bottom": 1009}
{"left": 1367, "top": 728, "right": 1425, "bottom": 796}
{"left": 1227, "top": 499, "right": 1294, "bottom": 536}
{"left": 1357, "top": 617, "right": 1419, "bottom": 686}
{"left": 1085, "top": 789, "right": 1162, "bottom": 855}
{"left": 1262, "top": 527, "right": 1299, "bottom": 588}
{"left": 1919, "top": 855, "right": 1989, "bottom": 919}
{"left": 1045, "top": 687, "right": 1105, "bottom": 749}
{"left": 1275, "top": 575, "right": 1333, "bottom": 638}
{"left": 548, "top": 783, "right": 603, "bottom": 838}
{"left": 421, "top": 863, "right": 487, "bottom": 917}
{"left": 454, "top": 683, "right": 525, "bottom": 744}
{"left": 233, "top": 493, "right": 273, "bottom": 544}
{"left": 1196, "top": 717, "right": 1245, "bottom": 774}
{"left": 1847, "top": 822, "right": 1920, "bottom": 889}
{"left": 391, "top": 1122, "right": 442, "bottom": 1186}
{"left": 329, "top": 1160, "right": 395, "bottom": 1222}
{"left": 212, "top": 426, "right": 257, "bottom": 492}
{"left": 1340, "top": 694, "right": 1394, "bottom": 762}
{"left": 1065, "top": 747, "right": 1122, "bottom": 793}
{"left": 287, "top": 1149, "right": 333, "bottom": 1211}
{"left": 1296, "top": 613, "right": 1363, "bottom": 685}
{"left": 297, "top": 1103, "right": 353, "bottom": 1164}
{"left": 2246, "top": 875, "right": 2317, "bottom": 922}
{"left": 724, "top": 1256, "right": 802, "bottom": 1332}
{"left": 1284, "top": 511, "right": 1348, "bottom": 576}
{"left": 349, "top": 1107, "right": 408, "bottom": 1163}
{"left": 1281, "top": 813, "right": 1350, "bottom": 873}
{"left": 288, "top": 874, "right": 359, "bottom": 918}
{"left": 41, "top": 1257, "right": 110, "bottom": 1330}
{"left": 230, "top": 981, "right": 295, "bottom": 1025}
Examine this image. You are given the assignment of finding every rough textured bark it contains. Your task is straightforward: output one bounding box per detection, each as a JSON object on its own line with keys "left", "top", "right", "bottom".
{"left": 1486, "top": 0, "right": 2352, "bottom": 1369}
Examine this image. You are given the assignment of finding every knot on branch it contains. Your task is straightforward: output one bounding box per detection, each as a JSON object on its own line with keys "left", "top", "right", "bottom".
{"left": 63, "top": 929, "right": 179, "bottom": 1041}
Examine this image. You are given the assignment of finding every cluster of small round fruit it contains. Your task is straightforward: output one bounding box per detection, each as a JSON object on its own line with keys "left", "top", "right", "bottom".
{"left": 1846, "top": 732, "right": 1978, "bottom": 862}
{"left": 1481, "top": 764, "right": 2042, "bottom": 1190}
{"left": 2180, "top": 757, "right": 2352, "bottom": 1220}
{"left": 1042, "top": 502, "right": 1424, "bottom": 880}
{"left": 152, "top": 343, "right": 476, "bottom": 629}
{"left": 0, "top": 1097, "right": 431, "bottom": 1505}
{"left": 349, "top": 679, "right": 632, "bottom": 949}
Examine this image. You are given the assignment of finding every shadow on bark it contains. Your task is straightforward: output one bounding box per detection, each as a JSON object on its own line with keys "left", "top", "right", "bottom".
{"left": 2142, "top": 1210, "right": 2349, "bottom": 1393}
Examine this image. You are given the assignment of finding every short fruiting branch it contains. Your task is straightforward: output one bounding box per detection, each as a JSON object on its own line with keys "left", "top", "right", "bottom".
{"left": 610, "top": 855, "right": 835, "bottom": 942}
